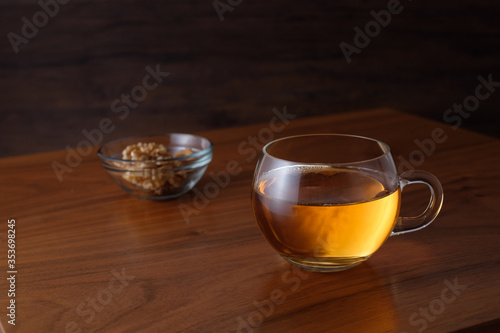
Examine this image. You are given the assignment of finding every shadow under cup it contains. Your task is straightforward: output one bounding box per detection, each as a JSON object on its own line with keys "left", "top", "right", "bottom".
{"left": 251, "top": 134, "right": 443, "bottom": 272}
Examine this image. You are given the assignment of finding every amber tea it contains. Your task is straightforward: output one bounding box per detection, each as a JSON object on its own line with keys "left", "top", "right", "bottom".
{"left": 252, "top": 166, "right": 401, "bottom": 268}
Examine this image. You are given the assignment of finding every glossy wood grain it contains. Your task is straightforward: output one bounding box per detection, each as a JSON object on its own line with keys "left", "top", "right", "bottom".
{"left": 1, "top": 0, "right": 500, "bottom": 157}
{"left": 1, "top": 108, "right": 499, "bottom": 332}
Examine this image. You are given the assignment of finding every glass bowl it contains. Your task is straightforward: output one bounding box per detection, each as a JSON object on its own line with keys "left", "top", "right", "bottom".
{"left": 98, "top": 134, "right": 213, "bottom": 200}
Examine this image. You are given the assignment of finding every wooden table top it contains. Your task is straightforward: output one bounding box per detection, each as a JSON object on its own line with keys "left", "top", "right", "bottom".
{"left": 1, "top": 108, "right": 499, "bottom": 333}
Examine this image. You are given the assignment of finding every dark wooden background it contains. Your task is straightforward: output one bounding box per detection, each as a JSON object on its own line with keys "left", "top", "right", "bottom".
{"left": 1, "top": 0, "right": 499, "bottom": 157}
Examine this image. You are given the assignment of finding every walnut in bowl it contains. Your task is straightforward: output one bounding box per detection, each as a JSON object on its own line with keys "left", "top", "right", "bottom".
{"left": 98, "top": 134, "right": 213, "bottom": 200}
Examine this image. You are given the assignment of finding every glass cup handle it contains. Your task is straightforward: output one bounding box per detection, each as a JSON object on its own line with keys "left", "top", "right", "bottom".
{"left": 391, "top": 170, "right": 444, "bottom": 236}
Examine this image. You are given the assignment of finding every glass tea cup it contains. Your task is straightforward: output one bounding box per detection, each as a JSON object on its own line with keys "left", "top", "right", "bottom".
{"left": 251, "top": 134, "right": 444, "bottom": 272}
